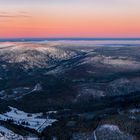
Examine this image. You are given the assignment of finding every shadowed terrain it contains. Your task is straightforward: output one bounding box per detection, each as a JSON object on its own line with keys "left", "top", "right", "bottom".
{"left": 0, "top": 41, "right": 140, "bottom": 139}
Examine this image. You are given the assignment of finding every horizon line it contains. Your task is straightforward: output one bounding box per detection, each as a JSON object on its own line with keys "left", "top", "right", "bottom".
{"left": 0, "top": 37, "right": 140, "bottom": 40}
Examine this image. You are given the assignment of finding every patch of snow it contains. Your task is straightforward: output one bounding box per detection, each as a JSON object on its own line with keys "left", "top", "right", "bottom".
{"left": 0, "top": 42, "right": 14, "bottom": 48}
{"left": 129, "top": 108, "right": 140, "bottom": 114}
{"left": 0, "top": 87, "right": 34, "bottom": 100}
{"left": 82, "top": 55, "right": 140, "bottom": 71}
{"left": 107, "top": 78, "right": 140, "bottom": 96}
{"left": 95, "top": 124, "right": 134, "bottom": 140}
{"left": 47, "top": 111, "right": 57, "bottom": 114}
{"left": 129, "top": 116, "right": 136, "bottom": 120}
{"left": 98, "top": 124, "right": 120, "bottom": 132}
{"left": 0, "top": 90, "right": 7, "bottom": 100}
{"left": 32, "top": 83, "right": 42, "bottom": 92}
{"left": 0, "top": 107, "right": 57, "bottom": 133}
{"left": 93, "top": 131, "right": 97, "bottom": 140}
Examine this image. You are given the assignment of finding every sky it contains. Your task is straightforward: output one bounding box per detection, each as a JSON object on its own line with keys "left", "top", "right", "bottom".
{"left": 0, "top": 0, "right": 140, "bottom": 38}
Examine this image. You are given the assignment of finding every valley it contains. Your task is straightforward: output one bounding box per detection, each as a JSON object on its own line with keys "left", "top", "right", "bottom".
{"left": 0, "top": 40, "right": 140, "bottom": 139}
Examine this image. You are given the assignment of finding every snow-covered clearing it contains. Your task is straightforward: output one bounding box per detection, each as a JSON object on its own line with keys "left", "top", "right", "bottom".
{"left": 0, "top": 107, "right": 57, "bottom": 133}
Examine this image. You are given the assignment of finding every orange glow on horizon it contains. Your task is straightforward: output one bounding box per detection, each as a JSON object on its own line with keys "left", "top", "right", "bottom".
{"left": 0, "top": 15, "right": 140, "bottom": 38}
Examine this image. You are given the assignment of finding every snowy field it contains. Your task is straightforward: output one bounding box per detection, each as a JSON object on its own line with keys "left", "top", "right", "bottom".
{"left": 0, "top": 107, "right": 57, "bottom": 133}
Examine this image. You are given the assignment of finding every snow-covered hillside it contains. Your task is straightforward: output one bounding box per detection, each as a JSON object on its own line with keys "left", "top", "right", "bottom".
{"left": 0, "top": 42, "right": 77, "bottom": 69}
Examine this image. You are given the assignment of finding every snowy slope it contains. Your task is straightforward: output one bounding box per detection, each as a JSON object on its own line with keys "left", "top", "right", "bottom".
{"left": 0, "top": 42, "right": 77, "bottom": 69}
